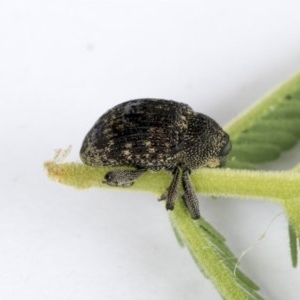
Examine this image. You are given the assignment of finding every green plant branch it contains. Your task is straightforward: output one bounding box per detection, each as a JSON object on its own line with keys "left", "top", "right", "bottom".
{"left": 45, "top": 160, "right": 266, "bottom": 299}
{"left": 45, "top": 159, "right": 300, "bottom": 299}
{"left": 45, "top": 161, "right": 300, "bottom": 237}
{"left": 45, "top": 72, "right": 300, "bottom": 300}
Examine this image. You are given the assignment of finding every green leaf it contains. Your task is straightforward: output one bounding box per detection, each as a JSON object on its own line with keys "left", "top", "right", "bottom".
{"left": 289, "top": 223, "right": 298, "bottom": 267}
{"left": 170, "top": 202, "right": 263, "bottom": 300}
{"left": 226, "top": 73, "right": 300, "bottom": 169}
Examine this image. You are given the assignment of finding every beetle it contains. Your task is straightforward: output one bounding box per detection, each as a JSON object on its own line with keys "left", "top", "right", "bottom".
{"left": 80, "top": 99, "right": 231, "bottom": 219}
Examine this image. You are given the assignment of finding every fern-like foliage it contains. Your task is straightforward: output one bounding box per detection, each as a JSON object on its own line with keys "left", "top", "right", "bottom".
{"left": 226, "top": 74, "right": 300, "bottom": 169}
{"left": 225, "top": 73, "right": 300, "bottom": 267}
{"left": 170, "top": 201, "right": 264, "bottom": 300}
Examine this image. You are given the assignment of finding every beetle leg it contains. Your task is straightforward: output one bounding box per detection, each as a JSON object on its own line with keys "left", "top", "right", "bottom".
{"left": 159, "top": 167, "right": 180, "bottom": 211}
{"left": 182, "top": 169, "right": 200, "bottom": 219}
{"left": 103, "top": 169, "right": 146, "bottom": 187}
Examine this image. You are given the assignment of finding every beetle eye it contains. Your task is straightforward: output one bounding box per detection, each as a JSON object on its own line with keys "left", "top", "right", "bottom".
{"left": 220, "top": 140, "right": 232, "bottom": 156}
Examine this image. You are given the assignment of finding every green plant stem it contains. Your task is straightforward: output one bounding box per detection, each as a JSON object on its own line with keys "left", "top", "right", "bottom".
{"left": 45, "top": 161, "right": 300, "bottom": 237}
{"left": 45, "top": 162, "right": 300, "bottom": 199}
{"left": 191, "top": 168, "right": 300, "bottom": 201}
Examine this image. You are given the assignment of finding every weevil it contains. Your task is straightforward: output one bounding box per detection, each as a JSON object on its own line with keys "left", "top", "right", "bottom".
{"left": 80, "top": 99, "right": 231, "bottom": 219}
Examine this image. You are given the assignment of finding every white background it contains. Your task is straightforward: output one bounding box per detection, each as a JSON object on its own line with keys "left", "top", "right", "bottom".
{"left": 1, "top": 1, "right": 300, "bottom": 299}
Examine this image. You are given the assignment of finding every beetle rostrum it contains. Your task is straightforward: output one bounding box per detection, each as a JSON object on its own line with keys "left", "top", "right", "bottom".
{"left": 80, "top": 99, "right": 231, "bottom": 219}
